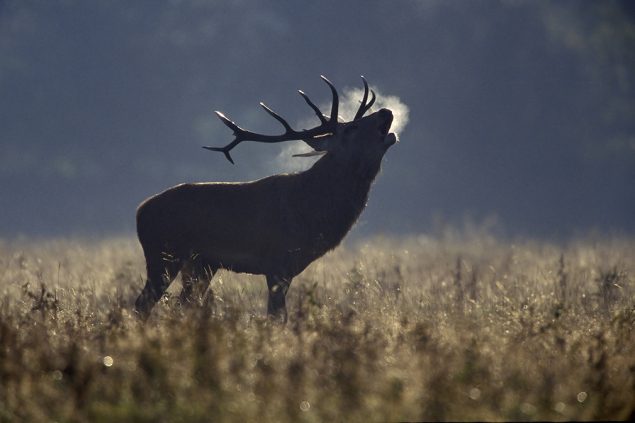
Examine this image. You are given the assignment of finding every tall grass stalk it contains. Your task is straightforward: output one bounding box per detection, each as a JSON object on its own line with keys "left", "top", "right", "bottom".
{"left": 0, "top": 234, "right": 633, "bottom": 421}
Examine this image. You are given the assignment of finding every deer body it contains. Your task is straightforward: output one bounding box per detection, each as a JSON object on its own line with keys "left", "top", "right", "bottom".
{"left": 134, "top": 77, "right": 395, "bottom": 321}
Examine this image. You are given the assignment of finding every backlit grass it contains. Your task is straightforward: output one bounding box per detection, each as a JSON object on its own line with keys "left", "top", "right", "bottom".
{"left": 0, "top": 232, "right": 633, "bottom": 421}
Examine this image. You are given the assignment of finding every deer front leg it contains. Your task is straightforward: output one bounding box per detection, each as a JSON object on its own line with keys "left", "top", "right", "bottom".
{"left": 134, "top": 254, "right": 183, "bottom": 321}
{"left": 266, "top": 275, "right": 291, "bottom": 323}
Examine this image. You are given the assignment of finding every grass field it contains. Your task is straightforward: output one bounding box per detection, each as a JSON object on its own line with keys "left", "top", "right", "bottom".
{"left": 0, "top": 231, "right": 633, "bottom": 422}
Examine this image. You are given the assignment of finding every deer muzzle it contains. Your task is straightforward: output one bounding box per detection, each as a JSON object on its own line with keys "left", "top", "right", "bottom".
{"left": 377, "top": 108, "right": 393, "bottom": 136}
{"left": 376, "top": 108, "right": 396, "bottom": 147}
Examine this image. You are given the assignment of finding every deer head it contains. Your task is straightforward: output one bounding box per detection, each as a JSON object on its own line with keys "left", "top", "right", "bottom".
{"left": 203, "top": 76, "right": 396, "bottom": 166}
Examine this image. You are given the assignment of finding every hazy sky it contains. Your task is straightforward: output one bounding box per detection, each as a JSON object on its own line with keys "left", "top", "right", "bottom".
{"left": 1, "top": 0, "right": 634, "bottom": 239}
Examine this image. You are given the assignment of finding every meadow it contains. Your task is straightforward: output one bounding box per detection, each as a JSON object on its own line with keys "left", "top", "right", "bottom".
{"left": 0, "top": 230, "right": 633, "bottom": 422}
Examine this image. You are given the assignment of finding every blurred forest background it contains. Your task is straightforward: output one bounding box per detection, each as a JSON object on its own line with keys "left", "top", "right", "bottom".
{"left": 1, "top": 0, "right": 633, "bottom": 239}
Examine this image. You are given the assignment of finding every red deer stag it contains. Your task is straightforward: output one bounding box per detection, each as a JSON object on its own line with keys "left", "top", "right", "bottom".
{"left": 134, "top": 76, "right": 396, "bottom": 321}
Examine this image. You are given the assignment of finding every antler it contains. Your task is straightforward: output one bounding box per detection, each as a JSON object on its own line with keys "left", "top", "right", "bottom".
{"left": 353, "top": 76, "right": 376, "bottom": 120}
{"left": 204, "top": 75, "right": 339, "bottom": 164}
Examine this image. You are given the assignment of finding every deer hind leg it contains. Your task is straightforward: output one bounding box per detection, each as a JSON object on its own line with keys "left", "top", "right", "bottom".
{"left": 134, "top": 253, "right": 183, "bottom": 320}
{"left": 266, "top": 275, "right": 292, "bottom": 323}
{"left": 178, "top": 258, "right": 214, "bottom": 307}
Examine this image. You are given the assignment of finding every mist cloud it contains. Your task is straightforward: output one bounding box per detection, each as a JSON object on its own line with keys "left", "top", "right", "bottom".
{"left": 271, "top": 85, "right": 410, "bottom": 173}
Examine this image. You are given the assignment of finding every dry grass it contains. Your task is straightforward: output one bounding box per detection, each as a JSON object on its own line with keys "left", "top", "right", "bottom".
{"left": 0, "top": 232, "right": 634, "bottom": 422}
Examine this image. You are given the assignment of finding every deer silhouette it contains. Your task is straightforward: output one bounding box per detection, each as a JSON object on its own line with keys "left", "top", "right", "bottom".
{"left": 134, "top": 76, "right": 397, "bottom": 321}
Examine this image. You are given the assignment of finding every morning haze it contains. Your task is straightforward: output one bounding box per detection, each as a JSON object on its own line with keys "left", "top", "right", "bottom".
{"left": 1, "top": 0, "right": 634, "bottom": 239}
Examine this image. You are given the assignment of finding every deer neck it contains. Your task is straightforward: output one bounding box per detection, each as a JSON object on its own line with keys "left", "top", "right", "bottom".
{"left": 298, "top": 154, "right": 382, "bottom": 244}
{"left": 310, "top": 153, "right": 382, "bottom": 194}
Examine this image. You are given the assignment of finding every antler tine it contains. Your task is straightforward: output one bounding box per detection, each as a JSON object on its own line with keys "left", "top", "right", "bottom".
{"left": 203, "top": 110, "right": 245, "bottom": 164}
{"left": 358, "top": 89, "right": 376, "bottom": 118}
{"left": 354, "top": 77, "right": 376, "bottom": 119}
{"left": 202, "top": 112, "right": 243, "bottom": 163}
{"left": 366, "top": 89, "right": 376, "bottom": 111}
{"left": 354, "top": 76, "right": 370, "bottom": 120}
{"left": 200, "top": 112, "right": 251, "bottom": 164}
{"left": 214, "top": 110, "right": 241, "bottom": 133}
{"left": 298, "top": 90, "right": 328, "bottom": 125}
{"left": 203, "top": 143, "right": 237, "bottom": 164}
{"left": 320, "top": 75, "right": 339, "bottom": 123}
{"left": 260, "top": 102, "right": 293, "bottom": 132}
